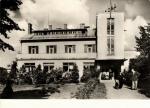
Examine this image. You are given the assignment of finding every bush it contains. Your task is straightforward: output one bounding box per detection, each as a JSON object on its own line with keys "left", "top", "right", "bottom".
{"left": 80, "top": 67, "right": 100, "bottom": 83}
{"left": 74, "top": 78, "right": 100, "bottom": 99}
{"left": 70, "top": 64, "right": 79, "bottom": 83}
{"left": 46, "top": 68, "right": 63, "bottom": 84}
{"left": 17, "top": 63, "right": 79, "bottom": 85}
{"left": 62, "top": 64, "right": 79, "bottom": 83}
{"left": 126, "top": 58, "right": 150, "bottom": 89}
{"left": 9, "top": 61, "right": 18, "bottom": 79}
{"left": 24, "top": 73, "right": 33, "bottom": 84}
{"left": 0, "top": 67, "right": 8, "bottom": 85}
{"left": 80, "top": 68, "right": 91, "bottom": 83}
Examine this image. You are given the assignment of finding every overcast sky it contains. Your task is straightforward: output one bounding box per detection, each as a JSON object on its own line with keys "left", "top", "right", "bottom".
{"left": 0, "top": 0, "right": 150, "bottom": 67}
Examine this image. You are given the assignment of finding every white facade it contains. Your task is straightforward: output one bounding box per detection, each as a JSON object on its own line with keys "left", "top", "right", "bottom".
{"left": 17, "top": 40, "right": 96, "bottom": 77}
{"left": 17, "top": 12, "right": 126, "bottom": 78}
{"left": 97, "top": 12, "right": 124, "bottom": 60}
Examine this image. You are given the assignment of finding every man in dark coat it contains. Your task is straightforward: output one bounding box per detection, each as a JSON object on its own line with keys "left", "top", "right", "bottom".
{"left": 131, "top": 69, "right": 140, "bottom": 90}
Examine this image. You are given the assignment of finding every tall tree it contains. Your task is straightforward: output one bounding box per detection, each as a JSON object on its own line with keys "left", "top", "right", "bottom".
{"left": 135, "top": 26, "right": 150, "bottom": 57}
{"left": 0, "top": 0, "right": 22, "bottom": 51}
{"left": 135, "top": 26, "right": 150, "bottom": 77}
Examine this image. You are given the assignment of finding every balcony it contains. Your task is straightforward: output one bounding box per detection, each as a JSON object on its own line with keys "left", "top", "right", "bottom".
{"left": 17, "top": 53, "right": 96, "bottom": 60}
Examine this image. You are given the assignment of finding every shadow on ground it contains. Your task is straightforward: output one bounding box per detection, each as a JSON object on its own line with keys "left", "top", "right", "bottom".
{"left": 138, "top": 89, "right": 150, "bottom": 98}
{"left": 0, "top": 89, "right": 51, "bottom": 99}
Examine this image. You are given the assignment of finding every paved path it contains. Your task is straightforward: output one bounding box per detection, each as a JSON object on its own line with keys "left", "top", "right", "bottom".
{"left": 102, "top": 80, "right": 149, "bottom": 99}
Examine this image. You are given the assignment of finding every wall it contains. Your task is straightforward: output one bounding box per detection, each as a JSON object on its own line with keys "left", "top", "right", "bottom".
{"left": 18, "top": 40, "right": 96, "bottom": 59}
{"left": 97, "top": 12, "right": 125, "bottom": 60}
{"left": 17, "top": 59, "right": 95, "bottom": 78}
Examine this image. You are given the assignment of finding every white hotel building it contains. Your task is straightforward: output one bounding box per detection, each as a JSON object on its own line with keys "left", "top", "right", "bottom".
{"left": 17, "top": 12, "right": 127, "bottom": 77}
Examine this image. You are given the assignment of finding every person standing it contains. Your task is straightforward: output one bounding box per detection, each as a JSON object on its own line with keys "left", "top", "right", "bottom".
{"left": 131, "top": 69, "right": 140, "bottom": 90}
{"left": 118, "top": 73, "right": 124, "bottom": 89}
{"left": 113, "top": 68, "right": 120, "bottom": 89}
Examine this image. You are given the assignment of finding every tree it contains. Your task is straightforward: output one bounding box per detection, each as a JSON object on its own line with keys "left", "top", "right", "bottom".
{"left": 9, "top": 61, "right": 18, "bottom": 79}
{"left": 0, "top": 0, "right": 22, "bottom": 51}
{"left": 135, "top": 26, "right": 150, "bottom": 68}
{"left": 135, "top": 26, "right": 150, "bottom": 73}
{"left": 135, "top": 26, "right": 150, "bottom": 58}
{"left": 71, "top": 64, "right": 79, "bottom": 83}
{"left": 0, "top": 67, "right": 8, "bottom": 84}
{"left": 133, "top": 26, "right": 150, "bottom": 90}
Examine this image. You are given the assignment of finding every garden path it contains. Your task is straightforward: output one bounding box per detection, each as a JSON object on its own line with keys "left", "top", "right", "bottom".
{"left": 102, "top": 80, "right": 149, "bottom": 99}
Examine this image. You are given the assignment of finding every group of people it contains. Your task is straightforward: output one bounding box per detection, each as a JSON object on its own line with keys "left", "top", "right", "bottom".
{"left": 113, "top": 68, "right": 140, "bottom": 90}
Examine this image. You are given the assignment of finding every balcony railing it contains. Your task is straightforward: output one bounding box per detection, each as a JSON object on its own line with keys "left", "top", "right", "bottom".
{"left": 17, "top": 53, "right": 96, "bottom": 60}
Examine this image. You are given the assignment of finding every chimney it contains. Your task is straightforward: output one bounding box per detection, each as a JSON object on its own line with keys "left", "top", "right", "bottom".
{"left": 64, "top": 24, "right": 67, "bottom": 29}
{"left": 48, "top": 25, "right": 52, "bottom": 30}
{"left": 80, "top": 23, "right": 85, "bottom": 29}
{"left": 28, "top": 23, "right": 32, "bottom": 34}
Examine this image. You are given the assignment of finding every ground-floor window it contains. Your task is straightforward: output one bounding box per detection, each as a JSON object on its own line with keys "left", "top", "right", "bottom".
{"left": 63, "top": 62, "right": 74, "bottom": 72}
{"left": 83, "top": 62, "right": 94, "bottom": 70}
{"left": 24, "top": 63, "right": 35, "bottom": 73}
{"left": 43, "top": 63, "right": 54, "bottom": 72}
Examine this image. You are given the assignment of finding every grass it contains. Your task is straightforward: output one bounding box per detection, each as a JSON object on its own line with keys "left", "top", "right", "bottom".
{"left": 0, "top": 81, "right": 107, "bottom": 99}
{"left": 0, "top": 84, "right": 60, "bottom": 99}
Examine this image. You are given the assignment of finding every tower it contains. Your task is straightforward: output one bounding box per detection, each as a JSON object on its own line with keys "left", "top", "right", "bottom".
{"left": 96, "top": 0, "right": 125, "bottom": 77}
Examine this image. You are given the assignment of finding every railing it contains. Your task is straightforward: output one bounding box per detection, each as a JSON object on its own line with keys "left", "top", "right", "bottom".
{"left": 17, "top": 53, "right": 96, "bottom": 60}
{"left": 21, "top": 35, "right": 96, "bottom": 40}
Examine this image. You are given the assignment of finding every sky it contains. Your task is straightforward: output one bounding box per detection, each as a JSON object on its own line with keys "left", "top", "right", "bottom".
{"left": 0, "top": 0, "right": 150, "bottom": 67}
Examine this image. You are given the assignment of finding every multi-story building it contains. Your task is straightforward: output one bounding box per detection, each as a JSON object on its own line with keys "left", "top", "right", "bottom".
{"left": 17, "top": 12, "right": 125, "bottom": 78}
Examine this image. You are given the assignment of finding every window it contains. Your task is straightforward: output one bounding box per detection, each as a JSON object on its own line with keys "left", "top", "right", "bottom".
{"left": 83, "top": 62, "right": 94, "bottom": 70}
{"left": 107, "top": 18, "right": 114, "bottom": 35}
{"left": 84, "top": 44, "right": 96, "bottom": 53}
{"left": 46, "top": 45, "right": 57, "bottom": 54}
{"left": 65, "top": 45, "right": 76, "bottom": 53}
{"left": 107, "top": 18, "right": 115, "bottom": 55}
{"left": 24, "top": 63, "right": 35, "bottom": 73}
{"left": 28, "top": 46, "right": 39, "bottom": 54}
{"left": 107, "top": 37, "right": 114, "bottom": 55}
{"left": 43, "top": 63, "right": 54, "bottom": 72}
{"left": 63, "top": 62, "right": 74, "bottom": 72}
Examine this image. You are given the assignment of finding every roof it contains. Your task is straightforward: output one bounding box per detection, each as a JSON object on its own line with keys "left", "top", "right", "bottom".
{"left": 21, "top": 35, "right": 96, "bottom": 43}
{"left": 32, "top": 28, "right": 87, "bottom": 33}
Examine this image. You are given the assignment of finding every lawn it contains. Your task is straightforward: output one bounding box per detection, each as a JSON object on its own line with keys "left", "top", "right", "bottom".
{"left": 0, "top": 84, "right": 59, "bottom": 99}
{"left": 0, "top": 80, "right": 106, "bottom": 99}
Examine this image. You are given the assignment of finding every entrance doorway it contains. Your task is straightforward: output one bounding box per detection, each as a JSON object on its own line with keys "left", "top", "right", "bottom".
{"left": 95, "top": 59, "right": 125, "bottom": 80}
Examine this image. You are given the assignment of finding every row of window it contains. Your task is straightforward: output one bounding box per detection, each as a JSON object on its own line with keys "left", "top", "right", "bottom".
{"left": 24, "top": 62, "right": 94, "bottom": 72}
{"left": 28, "top": 44, "right": 96, "bottom": 54}
{"left": 34, "top": 31, "right": 84, "bottom": 36}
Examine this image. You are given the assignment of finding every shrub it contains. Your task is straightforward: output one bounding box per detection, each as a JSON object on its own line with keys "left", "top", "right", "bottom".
{"left": 62, "top": 63, "right": 79, "bottom": 83}
{"left": 24, "top": 73, "right": 33, "bottom": 84}
{"left": 46, "top": 68, "right": 63, "bottom": 84}
{"left": 80, "top": 67, "right": 100, "bottom": 83}
{"left": 71, "top": 64, "right": 79, "bottom": 83}
{"left": 9, "top": 61, "right": 18, "bottom": 79}
{"left": 0, "top": 67, "right": 8, "bottom": 85}
{"left": 74, "top": 78, "right": 100, "bottom": 99}
{"left": 80, "top": 68, "right": 91, "bottom": 83}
